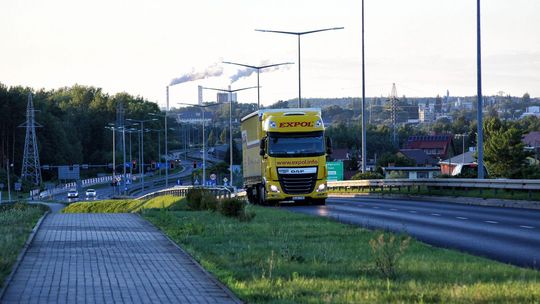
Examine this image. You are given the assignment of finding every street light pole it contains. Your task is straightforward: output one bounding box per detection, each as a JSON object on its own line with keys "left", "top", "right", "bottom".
{"left": 149, "top": 112, "right": 170, "bottom": 187}
{"left": 201, "top": 86, "right": 257, "bottom": 187}
{"left": 127, "top": 118, "right": 157, "bottom": 192}
{"left": 178, "top": 103, "right": 222, "bottom": 186}
{"left": 255, "top": 27, "right": 344, "bottom": 107}
{"left": 361, "top": 0, "right": 367, "bottom": 173}
{"left": 476, "top": 0, "right": 485, "bottom": 179}
{"left": 222, "top": 61, "right": 293, "bottom": 109}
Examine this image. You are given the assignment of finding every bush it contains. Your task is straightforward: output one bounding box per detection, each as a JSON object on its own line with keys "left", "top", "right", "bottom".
{"left": 218, "top": 198, "right": 246, "bottom": 217}
{"left": 186, "top": 188, "right": 206, "bottom": 210}
{"left": 369, "top": 232, "right": 410, "bottom": 279}
{"left": 201, "top": 192, "right": 218, "bottom": 211}
{"left": 351, "top": 172, "right": 384, "bottom": 180}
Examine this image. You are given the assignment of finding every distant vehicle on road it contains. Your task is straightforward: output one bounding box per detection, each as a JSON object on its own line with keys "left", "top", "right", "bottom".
{"left": 67, "top": 189, "right": 79, "bottom": 198}
{"left": 85, "top": 189, "right": 96, "bottom": 198}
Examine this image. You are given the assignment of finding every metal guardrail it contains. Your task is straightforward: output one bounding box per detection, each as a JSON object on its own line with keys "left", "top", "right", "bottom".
{"left": 328, "top": 178, "right": 540, "bottom": 192}
{"left": 136, "top": 186, "right": 236, "bottom": 200}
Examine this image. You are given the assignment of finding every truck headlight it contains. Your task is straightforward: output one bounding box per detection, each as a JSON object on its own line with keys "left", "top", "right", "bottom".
{"left": 269, "top": 184, "right": 280, "bottom": 193}
{"left": 317, "top": 183, "right": 326, "bottom": 192}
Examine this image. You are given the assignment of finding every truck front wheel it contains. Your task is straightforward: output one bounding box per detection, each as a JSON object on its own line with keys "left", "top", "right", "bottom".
{"left": 258, "top": 185, "right": 267, "bottom": 205}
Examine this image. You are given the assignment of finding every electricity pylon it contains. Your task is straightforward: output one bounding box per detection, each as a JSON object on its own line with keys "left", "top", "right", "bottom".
{"left": 20, "top": 93, "right": 42, "bottom": 185}
{"left": 387, "top": 83, "right": 399, "bottom": 147}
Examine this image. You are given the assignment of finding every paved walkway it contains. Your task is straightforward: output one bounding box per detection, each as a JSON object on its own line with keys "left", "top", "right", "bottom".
{"left": 1, "top": 214, "right": 240, "bottom": 304}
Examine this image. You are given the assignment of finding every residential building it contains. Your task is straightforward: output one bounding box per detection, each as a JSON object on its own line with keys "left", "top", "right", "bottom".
{"left": 403, "top": 135, "right": 455, "bottom": 160}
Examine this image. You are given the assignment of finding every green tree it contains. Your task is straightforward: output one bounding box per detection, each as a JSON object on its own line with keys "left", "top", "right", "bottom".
{"left": 483, "top": 117, "right": 532, "bottom": 178}
{"left": 207, "top": 129, "right": 216, "bottom": 146}
{"left": 219, "top": 128, "right": 227, "bottom": 144}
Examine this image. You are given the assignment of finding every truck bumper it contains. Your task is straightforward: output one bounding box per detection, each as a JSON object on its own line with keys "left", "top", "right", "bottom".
{"left": 264, "top": 180, "right": 328, "bottom": 202}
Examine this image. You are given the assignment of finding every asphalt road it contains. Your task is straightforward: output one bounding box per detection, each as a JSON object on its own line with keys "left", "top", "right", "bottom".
{"left": 288, "top": 197, "right": 540, "bottom": 269}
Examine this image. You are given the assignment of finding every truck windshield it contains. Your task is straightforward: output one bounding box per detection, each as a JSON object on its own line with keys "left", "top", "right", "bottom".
{"left": 268, "top": 132, "right": 325, "bottom": 157}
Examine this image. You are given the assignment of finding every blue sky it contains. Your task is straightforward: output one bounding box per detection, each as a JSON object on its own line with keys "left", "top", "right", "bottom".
{"left": 1, "top": 0, "right": 539, "bottom": 108}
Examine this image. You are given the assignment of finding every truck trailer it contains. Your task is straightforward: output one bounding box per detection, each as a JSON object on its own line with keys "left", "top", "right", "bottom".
{"left": 240, "top": 108, "right": 331, "bottom": 205}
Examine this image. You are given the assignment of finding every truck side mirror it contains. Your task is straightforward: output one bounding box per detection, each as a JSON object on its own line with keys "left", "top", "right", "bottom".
{"left": 259, "top": 137, "right": 266, "bottom": 156}
{"left": 326, "top": 136, "right": 333, "bottom": 155}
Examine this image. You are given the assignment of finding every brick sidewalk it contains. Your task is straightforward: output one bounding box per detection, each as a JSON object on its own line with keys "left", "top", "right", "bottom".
{"left": 1, "top": 214, "right": 240, "bottom": 304}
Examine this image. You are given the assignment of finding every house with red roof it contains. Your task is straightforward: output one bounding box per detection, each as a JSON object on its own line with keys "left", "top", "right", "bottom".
{"left": 403, "top": 135, "right": 455, "bottom": 160}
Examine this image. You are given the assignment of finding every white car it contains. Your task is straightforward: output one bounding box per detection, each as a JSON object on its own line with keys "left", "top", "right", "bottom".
{"left": 67, "top": 189, "right": 79, "bottom": 198}
{"left": 85, "top": 189, "right": 97, "bottom": 198}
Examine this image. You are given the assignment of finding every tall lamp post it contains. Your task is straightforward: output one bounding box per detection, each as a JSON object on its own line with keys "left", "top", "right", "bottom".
{"left": 201, "top": 86, "right": 257, "bottom": 187}
{"left": 178, "top": 102, "right": 221, "bottom": 186}
{"left": 222, "top": 61, "right": 293, "bottom": 109}
{"left": 146, "top": 128, "right": 162, "bottom": 175}
{"left": 361, "top": 0, "right": 367, "bottom": 173}
{"left": 476, "top": 0, "right": 485, "bottom": 179}
{"left": 126, "top": 118, "right": 157, "bottom": 192}
{"left": 149, "top": 112, "right": 170, "bottom": 186}
{"left": 255, "top": 27, "right": 344, "bottom": 107}
{"left": 105, "top": 125, "right": 118, "bottom": 194}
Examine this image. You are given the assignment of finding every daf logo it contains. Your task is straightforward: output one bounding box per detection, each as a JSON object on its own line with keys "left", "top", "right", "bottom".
{"left": 290, "top": 169, "right": 304, "bottom": 174}
{"left": 278, "top": 167, "right": 317, "bottom": 175}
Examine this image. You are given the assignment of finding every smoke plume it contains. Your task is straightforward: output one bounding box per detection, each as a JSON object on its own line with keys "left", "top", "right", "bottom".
{"left": 170, "top": 63, "right": 223, "bottom": 86}
{"left": 230, "top": 60, "right": 291, "bottom": 83}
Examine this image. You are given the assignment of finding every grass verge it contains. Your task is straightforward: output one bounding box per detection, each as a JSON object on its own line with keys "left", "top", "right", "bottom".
{"left": 143, "top": 205, "right": 539, "bottom": 303}
{"left": 61, "top": 195, "right": 184, "bottom": 213}
{"left": 0, "top": 203, "right": 48, "bottom": 288}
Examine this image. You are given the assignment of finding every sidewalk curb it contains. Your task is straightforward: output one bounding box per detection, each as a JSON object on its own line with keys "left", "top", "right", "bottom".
{"left": 0, "top": 210, "right": 49, "bottom": 301}
{"left": 329, "top": 193, "right": 540, "bottom": 210}
{"left": 138, "top": 213, "right": 243, "bottom": 304}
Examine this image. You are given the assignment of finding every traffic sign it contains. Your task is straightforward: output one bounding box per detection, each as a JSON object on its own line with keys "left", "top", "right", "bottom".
{"left": 210, "top": 173, "right": 217, "bottom": 181}
{"left": 327, "top": 161, "right": 344, "bottom": 181}
{"left": 0, "top": 183, "right": 4, "bottom": 189}
{"left": 14, "top": 182, "right": 22, "bottom": 191}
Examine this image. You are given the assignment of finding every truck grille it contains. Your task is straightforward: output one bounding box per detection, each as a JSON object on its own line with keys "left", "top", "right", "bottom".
{"left": 278, "top": 173, "right": 317, "bottom": 194}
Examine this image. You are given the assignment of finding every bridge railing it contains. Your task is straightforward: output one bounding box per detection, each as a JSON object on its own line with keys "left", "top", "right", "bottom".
{"left": 327, "top": 178, "right": 540, "bottom": 197}
{"left": 136, "top": 186, "right": 236, "bottom": 200}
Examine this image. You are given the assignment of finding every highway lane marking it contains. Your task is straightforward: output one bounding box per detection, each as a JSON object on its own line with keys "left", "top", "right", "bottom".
{"left": 373, "top": 206, "right": 379, "bottom": 209}
{"left": 409, "top": 211, "right": 417, "bottom": 213}
{"left": 519, "top": 225, "right": 535, "bottom": 229}
{"left": 456, "top": 217, "right": 468, "bottom": 220}
{"left": 390, "top": 208, "right": 398, "bottom": 211}
{"left": 484, "top": 220, "right": 498, "bottom": 224}
{"left": 431, "top": 213, "right": 441, "bottom": 216}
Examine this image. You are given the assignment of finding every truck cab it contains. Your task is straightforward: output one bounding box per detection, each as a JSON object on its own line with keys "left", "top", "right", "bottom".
{"left": 241, "top": 108, "right": 331, "bottom": 205}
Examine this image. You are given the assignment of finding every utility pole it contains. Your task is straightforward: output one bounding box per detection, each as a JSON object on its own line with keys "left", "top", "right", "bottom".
{"left": 19, "top": 93, "right": 42, "bottom": 185}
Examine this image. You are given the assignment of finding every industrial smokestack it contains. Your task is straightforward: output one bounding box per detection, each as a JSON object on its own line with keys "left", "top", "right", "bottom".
{"left": 198, "top": 86, "right": 203, "bottom": 105}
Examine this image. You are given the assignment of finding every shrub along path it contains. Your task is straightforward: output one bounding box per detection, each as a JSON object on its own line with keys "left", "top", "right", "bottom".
{"left": 0, "top": 212, "right": 241, "bottom": 303}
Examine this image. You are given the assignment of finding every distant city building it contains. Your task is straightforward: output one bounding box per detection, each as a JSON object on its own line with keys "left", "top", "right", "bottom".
{"left": 418, "top": 106, "right": 435, "bottom": 123}
{"left": 520, "top": 106, "right": 540, "bottom": 119}
{"left": 217, "top": 92, "right": 237, "bottom": 103}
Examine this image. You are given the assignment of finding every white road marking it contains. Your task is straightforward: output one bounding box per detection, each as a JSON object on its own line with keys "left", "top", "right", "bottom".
{"left": 390, "top": 208, "right": 398, "bottom": 211}
{"left": 519, "top": 225, "right": 535, "bottom": 229}
{"left": 456, "top": 217, "right": 468, "bottom": 220}
{"left": 373, "top": 206, "right": 379, "bottom": 209}
{"left": 431, "top": 213, "right": 441, "bottom": 216}
{"left": 409, "top": 211, "right": 417, "bottom": 213}
{"left": 484, "top": 220, "right": 498, "bottom": 224}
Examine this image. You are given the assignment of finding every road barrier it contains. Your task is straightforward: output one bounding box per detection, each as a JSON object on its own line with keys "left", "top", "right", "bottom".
{"left": 328, "top": 178, "right": 540, "bottom": 198}
{"left": 136, "top": 186, "right": 235, "bottom": 200}
{"left": 39, "top": 174, "right": 136, "bottom": 198}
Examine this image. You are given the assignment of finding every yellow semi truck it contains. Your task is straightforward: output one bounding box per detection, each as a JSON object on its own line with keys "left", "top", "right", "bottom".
{"left": 241, "top": 108, "right": 332, "bottom": 205}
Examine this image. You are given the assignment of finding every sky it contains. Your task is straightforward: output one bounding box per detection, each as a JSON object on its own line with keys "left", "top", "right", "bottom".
{"left": 1, "top": 0, "right": 539, "bottom": 109}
